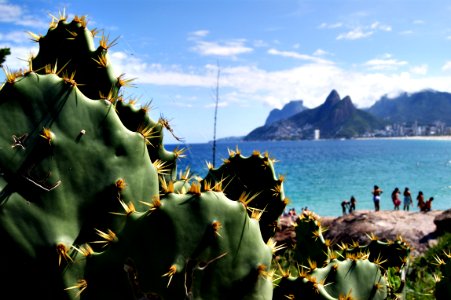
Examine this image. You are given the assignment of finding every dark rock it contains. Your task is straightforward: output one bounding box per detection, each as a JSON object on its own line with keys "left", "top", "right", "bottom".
{"left": 434, "top": 209, "right": 451, "bottom": 234}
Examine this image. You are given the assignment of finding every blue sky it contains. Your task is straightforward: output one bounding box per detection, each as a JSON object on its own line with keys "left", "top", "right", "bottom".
{"left": 1, "top": 0, "right": 451, "bottom": 143}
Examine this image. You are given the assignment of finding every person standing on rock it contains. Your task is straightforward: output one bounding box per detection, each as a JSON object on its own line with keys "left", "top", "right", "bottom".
{"left": 341, "top": 200, "right": 349, "bottom": 216}
{"left": 403, "top": 187, "right": 413, "bottom": 211}
{"left": 372, "top": 185, "right": 383, "bottom": 211}
{"left": 391, "top": 187, "right": 401, "bottom": 210}
{"left": 349, "top": 196, "right": 357, "bottom": 213}
{"left": 417, "top": 191, "right": 425, "bottom": 211}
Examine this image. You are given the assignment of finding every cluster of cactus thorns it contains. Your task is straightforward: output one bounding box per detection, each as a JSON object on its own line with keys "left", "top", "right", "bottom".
{"left": 272, "top": 210, "right": 412, "bottom": 299}
{"left": 0, "top": 12, "right": 413, "bottom": 300}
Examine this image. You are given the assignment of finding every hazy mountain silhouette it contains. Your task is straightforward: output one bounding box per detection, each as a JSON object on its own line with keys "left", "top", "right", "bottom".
{"left": 245, "top": 90, "right": 384, "bottom": 140}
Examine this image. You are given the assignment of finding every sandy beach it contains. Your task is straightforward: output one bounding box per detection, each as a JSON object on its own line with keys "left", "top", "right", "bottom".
{"left": 357, "top": 135, "right": 451, "bottom": 141}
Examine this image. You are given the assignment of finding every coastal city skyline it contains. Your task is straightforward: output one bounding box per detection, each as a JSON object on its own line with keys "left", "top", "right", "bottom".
{"left": 1, "top": 0, "right": 451, "bottom": 143}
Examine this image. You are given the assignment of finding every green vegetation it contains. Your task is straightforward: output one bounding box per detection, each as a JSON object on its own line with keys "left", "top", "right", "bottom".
{"left": 0, "top": 48, "right": 10, "bottom": 67}
{"left": 406, "top": 233, "right": 451, "bottom": 300}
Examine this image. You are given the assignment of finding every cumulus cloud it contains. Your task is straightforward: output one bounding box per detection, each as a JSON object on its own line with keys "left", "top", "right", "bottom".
{"left": 318, "top": 22, "right": 343, "bottom": 29}
{"left": 1, "top": 45, "right": 38, "bottom": 70}
{"left": 410, "top": 64, "right": 428, "bottom": 75}
{"left": 0, "top": 2, "right": 47, "bottom": 28}
{"left": 267, "top": 48, "right": 333, "bottom": 64}
{"left": 364, "top": 55, "right": 408, "bottom": 71}
{"left": 370, "top": 22, "right": 392, "bottom": 32}
{"left": 336, "top": 21, "right": 392, "bottom": 40}
{"left": 189, "top": 30, "right": 209, "bottom": 39}
{"left": 313, "top": 49, "right": 331, "bottom": 56}
{"left": 337, "top": 27, "right": 373, "bottom": 40}
{"left": 442, "top": 61, "right": 451, "bottom": 71}
{"left": 0, "top": 30, "right": 29, "bottom": 43}
{"left": 191, "top": 40, "right": 253, "bottom": 57}
{"left": 107, "top": 50, "right": 451, "bottom": 110}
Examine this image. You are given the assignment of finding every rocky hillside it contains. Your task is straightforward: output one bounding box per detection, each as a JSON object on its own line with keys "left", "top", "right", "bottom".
{"left": 264, "top": 100, "right": 307, "bottom": 126}
{"left": 245, "top": 90, "right": 384, "bottom": 141}
{"left": 367, "top": 89, "right": 451, "bottom": 124}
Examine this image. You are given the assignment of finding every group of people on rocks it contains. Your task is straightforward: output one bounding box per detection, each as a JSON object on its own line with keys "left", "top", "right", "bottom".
{"left": 341, "top": 196, "right": 357, "bottom": 215}
{"left": 372, "top": 185, "right": 434, "bottom": 212}
{"left": 340, "top": 185, "right": 435, "bottom": 215}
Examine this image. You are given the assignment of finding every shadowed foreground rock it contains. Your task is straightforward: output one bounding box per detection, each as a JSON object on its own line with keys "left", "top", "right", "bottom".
{"left": 434, "top": 208, "right": 451, "bottom": 234}
{"left": 276, "top": 210, "right": 448, "bottom": 257}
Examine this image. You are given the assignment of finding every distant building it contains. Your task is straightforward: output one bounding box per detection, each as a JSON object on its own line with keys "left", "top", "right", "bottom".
{"left": 314, "top": 129, "right": 320, "bottom": 140}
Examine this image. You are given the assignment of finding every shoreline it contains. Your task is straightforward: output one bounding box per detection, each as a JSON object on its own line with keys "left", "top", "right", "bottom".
{"left": 356, "top": 135, "right": 451, "bottom": 141}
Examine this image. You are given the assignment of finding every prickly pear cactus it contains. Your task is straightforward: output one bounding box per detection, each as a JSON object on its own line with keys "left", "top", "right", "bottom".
{"left": 435, "top": 250, "right": 451, "bottom": 300}
{"left": 30, "top": 14, "right": 120, "bottom": 100}
{"left": 29, "top": 13, "right": 182, "bottom": 182}
{"left": 78, "top": 187, "right": 274, "bottom": 299}
{"left": 272, "top": 210, "right": 412, "bottom": 300}
{"left": 274, "top": 258, "right": 388, "bottom": 300}
{"left": 203, "top": 149, "right": 288, "bottom": 242}
{"left": 294, "top": 210, "right": 331, "bottom": 267}
{"left": 0, "top": 13, "right": 274, "bottom": 300}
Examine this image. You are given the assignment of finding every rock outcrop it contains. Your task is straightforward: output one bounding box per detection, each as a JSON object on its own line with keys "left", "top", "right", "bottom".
{"left": 276, "top": 210, "right": 449, "bottom": 257}
{"left": 434, "top": 208, "right": 451, "bottom": 234}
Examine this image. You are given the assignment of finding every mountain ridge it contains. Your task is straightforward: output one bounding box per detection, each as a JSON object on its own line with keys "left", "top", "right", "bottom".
{"left": 214, "top": 89, "right": 451, "bottom": 142}
{"left": 245, "top": 90, "right": 384, "bottom": 141}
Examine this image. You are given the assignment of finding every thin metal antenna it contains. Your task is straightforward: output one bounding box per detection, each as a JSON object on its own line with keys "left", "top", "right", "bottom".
{"left": 212, "top": 61, "right": 220, "bottom": 168}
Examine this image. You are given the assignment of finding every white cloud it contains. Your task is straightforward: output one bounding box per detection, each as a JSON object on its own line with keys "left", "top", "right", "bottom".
{"left": 442, "top": 61, "right": 451, "bottom": 71}
{"left": 107, "top": 50, "right": 451, "bottom": 110}
{"left": 313, "top": 49, "right": 330, "bottom": 56}
{"left": 191, "top": 40, "right": 253, "bottom": 57}
{"left": 0, "top": 2, "right": 22, "bottom": 22}
{"left": 253, "top": 39, "right": 268, "bottom": 48}
{"left": 370, "top": 22, "right": 392, "bottom": 32}
{"left": 267, "top": 48, "right": 333, "bottom": 64}
{"left": 364, "top": 54, "right": 408, "bottom": 71}
{"left": 0, "top": 2, "right": 47, "bottom": 28}
{"left": 318, "top": 22, "right": 343, "bottom": 29}
{"left": 336, "top": 21, "right": 391, "bottom": 40}
{"left": 337, "top": 27, "right": 373, "bottom": 40}
{"left": 189, "top": 30, "right": 209, "bottom": 38}
{"left": 0, "top": 30, "right": 29, "bottom": 43}
{"left": 111, "top": 51, "right": 216, "bottom": 87}
{"left": 1, "top": 45, "right": 38, "bottom": 70}
{"left": 410, "top": 64, "right": 428, "bottom": 75}
{"left": 3, "top": 45, "right": 451, "bottom": 121}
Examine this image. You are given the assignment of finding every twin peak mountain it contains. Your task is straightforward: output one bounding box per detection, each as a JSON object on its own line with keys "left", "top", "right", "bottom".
{"left": 245, "top": 90, "right": 383, "bottom": 141}
{"left": 244, "top": 89, "right": 451, "bottom": 140}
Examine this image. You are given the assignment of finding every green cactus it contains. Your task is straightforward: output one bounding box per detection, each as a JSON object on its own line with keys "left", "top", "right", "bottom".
{"left": 293, "top": 210, "right": 332, "bottom": 268}
{"left": 30, "top": 13, "right": 121, "bottom": 100}
{"left": 29, "top": 12, "right": 182, "bottom": 184}
{"left": 202, "top": 149, "right": 288, "bottom": 242}
{"left": 114, "top": 98, "right": 185, "bottom": 184}
{"left": 435, "top": 250, "right": 451, "bottom": 300}
{"left": 0, "top": 71, "right": 160, "bottom": 299}
{"left": 274, "top": 258, "right": 388, "bottom": 300}
{"left": 75, "top": 187, "right": 274, "bottom": 299}
{"left": 0, "top": 13, "right": 275, "bottom": 300}
{"left": 337, "top": 233, "right": 411, "bottom": 297}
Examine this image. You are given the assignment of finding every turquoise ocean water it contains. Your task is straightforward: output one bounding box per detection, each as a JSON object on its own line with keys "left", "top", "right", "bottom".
{"left": 167, "top": 139, "right": 451, "bottom": 217}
